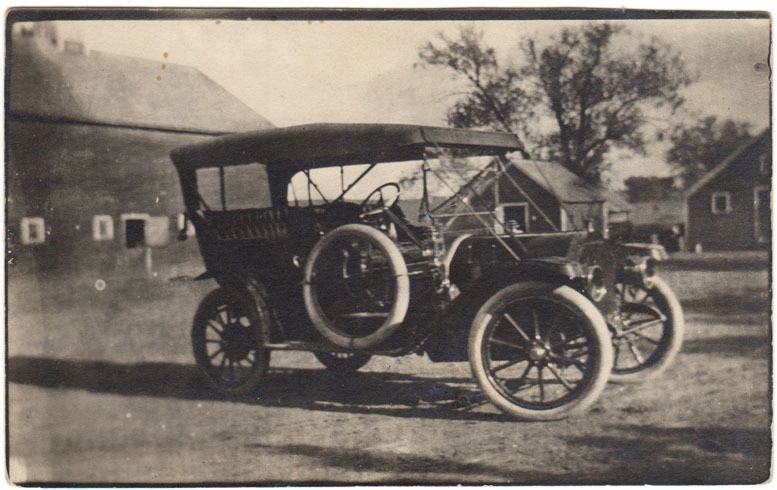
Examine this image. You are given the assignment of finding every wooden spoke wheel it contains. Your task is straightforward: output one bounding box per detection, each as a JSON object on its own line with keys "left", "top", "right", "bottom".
{"left": 610, "top": 276, "right": 685, "bottom": 382}
{"left": 469, "top": 282, "right": 613, "bottom": 421}
{"left": 192, "top": 288, "right": 269, "bottom": 398}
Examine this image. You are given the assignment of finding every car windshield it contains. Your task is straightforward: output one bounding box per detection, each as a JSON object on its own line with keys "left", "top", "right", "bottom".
{"left": 287, "top": 155, "right": 496, "bottom": 223}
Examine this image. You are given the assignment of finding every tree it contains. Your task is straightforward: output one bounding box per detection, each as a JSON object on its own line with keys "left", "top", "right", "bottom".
{"left": 623, "top": 176, "right": 678, "bottom": 203}
{"left": 666, "top": 116, "right": 754, "bottom": 185}
{"left": 418, "top": 24, "right": 692, "bottom": 182}
{"left": 417, "top": 27, "right": 534, "bottom": 158}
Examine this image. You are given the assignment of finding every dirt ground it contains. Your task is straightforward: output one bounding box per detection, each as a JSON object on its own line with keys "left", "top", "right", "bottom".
{"left": 6, "top": 253, "right": 772, "bottom": 484}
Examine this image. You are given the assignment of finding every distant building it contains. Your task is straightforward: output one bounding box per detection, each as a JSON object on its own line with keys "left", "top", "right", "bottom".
{"left": 628, "top": 196, "right": 685, "bottom": 251}
{"left": 684, "top": 129, "right": 771, "bottom": 251}
{"left": 432, "top": 157, "right": 631, "bottom": 236}
{"left": 629, "top": 197, "right": 684, "bottom": 229}
{"left": 7, "top": 22, "right": 274, "bottom": 279}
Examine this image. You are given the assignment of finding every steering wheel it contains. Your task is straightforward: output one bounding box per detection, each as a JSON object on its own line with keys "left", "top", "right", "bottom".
{"left": 359, "top": 183, "right": 401, "bottom": 216}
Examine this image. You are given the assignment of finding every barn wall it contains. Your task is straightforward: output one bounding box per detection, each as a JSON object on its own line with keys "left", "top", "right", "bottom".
{"left": 6, "top": 120, "right": 253, "bottom": 280}
{"left": 441, "top": 175, "right": 500, "bottom": 233}
{"left": 686, "top": 135, "right": 771, "bottom": 250}
{"left": 497, "top": 167, "right": 561, "bottom": 233}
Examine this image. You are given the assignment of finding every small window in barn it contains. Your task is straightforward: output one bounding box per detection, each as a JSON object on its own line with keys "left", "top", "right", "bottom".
{"left": 711, "top": 192, "right": 732, "bottom": 215}
{"left": 92, "top": 215, "right": 114, "bottom": 241}
{"left": 20, "top": 217, "right": 46, "bottom": 245}
{"left": 495, "top": 203, "right": 529, "bottom": 234}
{"left": 758, "top": 154, "right": 770, "bottom": 175}
{"left": 125, "top": 219, "right": 146, "bottom": 248}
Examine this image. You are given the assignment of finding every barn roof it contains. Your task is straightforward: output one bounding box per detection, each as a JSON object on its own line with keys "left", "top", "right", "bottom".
{"left": 9, "top": 30, "right": 273, "bottom": 134}
{"left": 685, "top": 129, "right": 771, "bottom": 197}
{"left": 509, "top": 159, "right": 616, "bottom": 206}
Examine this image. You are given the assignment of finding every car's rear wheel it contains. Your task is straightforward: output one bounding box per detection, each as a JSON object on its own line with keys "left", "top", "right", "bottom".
{"left": 314, "top": 352, "right": 372, "bottom": 373}
{"left": 609, "top": 276, "right": 684, "bottom": 382}
{"left": 303, "top": 224, "right": 410, "bottom": 350}
{"left": 192, "top": 287, "right": 270, "bottom": 398}
{"left": 468, "top": 282, "right": 613, "bottom": 421}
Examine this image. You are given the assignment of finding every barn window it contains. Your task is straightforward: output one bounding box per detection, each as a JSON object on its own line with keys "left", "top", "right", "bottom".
{"left": 20, "top": 217, "right": 45, "bottom": 245}
{"left": 92, "top": 215, "right": 114, "bottom": 241}
{"left": 495, "top": 203, "right": 529, "bottom": 233}
{"left": 711, "top": 192, "right": 732, "bottom": 215}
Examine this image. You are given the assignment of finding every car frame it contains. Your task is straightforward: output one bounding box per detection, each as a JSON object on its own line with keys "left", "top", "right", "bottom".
{"left": 170, "top": 123, "right": 684, "bottom": 420}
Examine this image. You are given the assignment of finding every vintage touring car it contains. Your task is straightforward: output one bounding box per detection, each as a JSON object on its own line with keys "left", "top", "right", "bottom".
{"left": 170, "top": 123, "right": 684, "bottom": 421}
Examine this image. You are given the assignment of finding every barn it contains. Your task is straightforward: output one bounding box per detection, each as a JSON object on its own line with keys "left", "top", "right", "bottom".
{"left": 684, "top": 129, "right": 771, "bottom": 251}
{"left": 431, "top": 156, "right": 631, "bottom": 236}
{"left": 7, "top": 23, "right": 274, "bottom": 281}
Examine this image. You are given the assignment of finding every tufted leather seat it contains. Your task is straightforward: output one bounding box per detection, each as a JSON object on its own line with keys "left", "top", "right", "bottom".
{"left": 201, "top": 207, "right": 297, "bottom": 241}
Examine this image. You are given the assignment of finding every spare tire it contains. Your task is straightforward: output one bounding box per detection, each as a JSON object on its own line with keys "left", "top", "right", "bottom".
{"left": 303, "top": 224, "right": 410, "bottom": 350}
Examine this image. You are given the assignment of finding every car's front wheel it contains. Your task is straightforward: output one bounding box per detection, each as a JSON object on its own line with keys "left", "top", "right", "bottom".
{"left": 468, "top": 282, "right": 613, "bottom": 421}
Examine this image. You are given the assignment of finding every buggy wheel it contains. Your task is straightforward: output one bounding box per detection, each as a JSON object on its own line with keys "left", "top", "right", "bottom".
{"left": 314, "top": 352, "right": 372, "bottom": 373}
{"left": 468, "top": 282, "right": 613, "bottom": 421}
{"left": 192, "top": 287, "right": 270, "bottom": 398}
{"left": 610, "top": 276, "right": 685, "bottom": 382}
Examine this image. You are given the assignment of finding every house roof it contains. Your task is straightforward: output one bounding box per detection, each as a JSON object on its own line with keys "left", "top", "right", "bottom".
{"left": 685, "top": 129, "right": 771, "bottom": 197}
{"left": 9, "top": 31, "right": 273, "bottom": 134}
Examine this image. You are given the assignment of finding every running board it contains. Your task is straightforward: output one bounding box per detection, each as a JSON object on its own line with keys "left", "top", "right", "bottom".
{"left": 264, "top": 340, "right": 404, "bottom": 356}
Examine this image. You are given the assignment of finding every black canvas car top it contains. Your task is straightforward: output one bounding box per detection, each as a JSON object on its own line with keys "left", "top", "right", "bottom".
{"left": 170, "top": 123, "right": 523, "bottom": 170}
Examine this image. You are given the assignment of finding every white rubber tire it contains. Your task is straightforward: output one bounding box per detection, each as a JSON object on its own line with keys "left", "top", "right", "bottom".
{"left": 303, "top": 224, "right": 410, "bottom": 350}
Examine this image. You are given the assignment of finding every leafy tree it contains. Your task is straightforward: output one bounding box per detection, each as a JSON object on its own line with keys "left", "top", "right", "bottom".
{"left": 666, "top": 116, "right": 754, "bottom": 185}
{"left": 623, "top": 176, "right": 678, "bottom": 203}
{"left": 417, "top": 27, "right": 534, "bottom": 158}
{"left": 418, "top": 24, "right": 692, "bottom": 183}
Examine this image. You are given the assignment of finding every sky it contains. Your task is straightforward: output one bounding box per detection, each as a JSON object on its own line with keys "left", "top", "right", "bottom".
{"left": 39, "top": 18, "right": 772, "bottom": 188}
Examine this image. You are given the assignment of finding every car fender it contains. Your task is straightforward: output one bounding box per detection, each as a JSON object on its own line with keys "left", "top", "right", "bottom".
{"left": 424, "top": 257, "right": 588, "bottom": 363}
{"left": 208, "top": 271, "right": 273, "bottom": 343}
{"left": 447, "top": 242, "right": 587, "bottom": 288}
